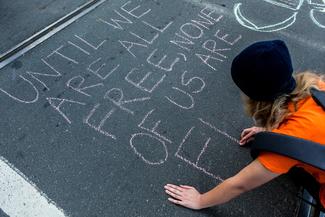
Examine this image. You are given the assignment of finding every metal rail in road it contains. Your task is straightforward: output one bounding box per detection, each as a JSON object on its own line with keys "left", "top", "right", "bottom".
{"left": 0, "top": 0, "right": 107, "bottom": 70}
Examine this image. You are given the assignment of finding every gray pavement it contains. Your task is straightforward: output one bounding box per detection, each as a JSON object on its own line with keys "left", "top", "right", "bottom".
{"left": 0, "top": 0, "right": 89, "bottom": 54}
{"left": 1, "top": 0, "right": 325, "bottom": 217}
{"left": 0, "top": 210, "right": 9, "bottom": 217}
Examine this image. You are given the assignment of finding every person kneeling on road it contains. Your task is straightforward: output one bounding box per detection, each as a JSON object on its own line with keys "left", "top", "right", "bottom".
{"left": 164, "top": 40, "right": 325, "bottom": 210}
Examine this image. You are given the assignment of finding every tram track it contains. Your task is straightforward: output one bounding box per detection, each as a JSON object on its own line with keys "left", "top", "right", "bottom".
{"left": 0, "top": 0, "right": 106, "bottom": 70}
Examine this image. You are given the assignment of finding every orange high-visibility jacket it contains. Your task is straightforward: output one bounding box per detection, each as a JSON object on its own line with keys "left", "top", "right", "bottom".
{"left": 258, "top": 81, "right": 325, "bottom": 207}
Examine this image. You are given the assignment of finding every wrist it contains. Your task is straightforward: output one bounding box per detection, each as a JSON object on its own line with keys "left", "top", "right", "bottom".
{"left": 197, "top": 193, "right": 206, "bottom": 209}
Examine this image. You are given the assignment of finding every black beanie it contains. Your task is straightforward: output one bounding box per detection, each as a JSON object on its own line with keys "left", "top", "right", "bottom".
{"left": 231, "top": 40, "right": 296, "bottom": 101}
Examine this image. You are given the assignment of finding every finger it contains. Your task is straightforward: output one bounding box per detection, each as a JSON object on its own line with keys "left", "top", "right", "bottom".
{"left": 165, "top": 184, "right": 181, "bottom": 189}
{"left": 180, "top": 185, "right": 193, "bottom": 189}
{"left": 239, "top": 136, "right": 250, "bottom": 145}
{"left": 240, "top": 133, "right": 255, "bottom": 145}
{"left": 164, "top": 187, "right": 183, "bottom": 197}
{"left": 165, "top": 189, "right": 183, "bottom": 200}
{"left": 241, "top": 128, "right": 251, "bottom": 138}
{"left": 165, "top": 184, "right": 183, "bottom": 192}
{"left": 246, "top": 137, "right": 255, "bottom": 143}
{"left": 239, "top": 140, "right": 247, "bottom": 146}
{"left": 168, "top": 197, "right": 185, "bottom": 206}
{"left": 241, "top": 131, "right": 256, "bottom": 143}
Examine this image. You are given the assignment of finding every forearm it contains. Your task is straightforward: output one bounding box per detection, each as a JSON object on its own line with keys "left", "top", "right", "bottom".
{"left": 164, "top": 160, "right": 278, "bottom": 210}
{"left": 198, "top": 160, "right": 279, "bottom": 209}
{"left": 199, "top": 177, "right": 246, "bottom": 209}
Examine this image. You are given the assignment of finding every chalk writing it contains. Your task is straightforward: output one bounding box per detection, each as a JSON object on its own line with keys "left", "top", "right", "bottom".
{"left": 40, "top": 58, "right": 62, "bottom": 78}
{"left": 118, "top": 40, "right": 148, "bottom": 58}
{"left": 129, "top": 133, "right": 168, "bottom": 165}
{"left": 165, "top": 87, "right": 195, "bottom": 110}
{"left": 129, "top": 19, "right": 173, "bottom": 45}
{"left": 196, "top": 137, "right": 211, "bottom": 165}
{"left": 146, "top": 49, "right": 184, "bottom": 72}
{"left": 129, "top": 31, "right": 159, "bottom": 45}
{"left": 234, "top": 0, "right": 325, "bottom": 32}
{"left": 47, "top": 45, "right": 79, "bottom": 64}
{"left": 180, "top": 22, "right": 204, "bottom": 39}
{"left": 310, "top": 5, "right": 325, "bottom": 28}
{"left": 170, "top": 6, "right": 224, "bottom": 51}
{"left": 142, "top": 20, "right": 174, "bottom": 33}
{"left": 26, "top": 59, "right": 63, "bottom": 91}
{"left": 214, "top": 30, "right": 242, "bottom": 46}
{"left": 0, "top": 75, "right": 39, "bottom": 104}
{"left": 67, "top": 41, "right": 90, "bottom": 55}
{"left": 169, "top": 6, "right": 241, "bottom": 72}
{"left": 170, "top": 33, "right": 195, "bottom": 52}
{"left": 191, "top": 14, "right": 218, "bottom": 30}
{"left": 125, "top": 68, "right": 166, "bottom": 93}
{"left": 178, "top": 53, "right": 188, "bottom": 62}
{"left": 175, "top": 118, "right": 239, "bottom": 180}
{"left": 66, "top": 76, "right": 104, "bottom": 97}
{"left": 74, "top": 34, "right": 107, "bottom": 50}
{"left": 47, "top": 97, "right": 86, "bottom": 124}
{"left": 181, "top": 70, "right": 206, "bottom": 94}
{"left": 0, "top": 0, "right": 248, "bottom": 188}
{"left": 104, "top": 88, "right": 151, "bottom": 115}
{"left": 98, "top": 10, "right": 133, "bottom": 30}
{"left": 198, "top": 118, "right": 240, "bottom": 144}
{"left": 83, "top": 104, "right": 117, "bottom": 140}
{"left": 200, "top": 5, "right": 225, "bottom": 22}
{"left": 26, "top": 71, "right": 51, "bottom": 91}
{"left": 175, "top": 127, "right": 223, "bottom": 181}
{"left": 202, "top": 40, "right": 228, "bottom": 59}
{"left": 138, "top": 109, "right": 172, "bottom": 143}
{"left": 120, "top": 1, "right": 151, "bottom": 19}
{"left": 87, "top": 58, "right": 120, "bottom": 80}
{"left": 195, "top": 53, "right": 223, "bottom": 71}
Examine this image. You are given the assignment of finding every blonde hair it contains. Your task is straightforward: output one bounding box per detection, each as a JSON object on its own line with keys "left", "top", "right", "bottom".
{"left": 243, "top": 71, "right": 324, "bottom": 130}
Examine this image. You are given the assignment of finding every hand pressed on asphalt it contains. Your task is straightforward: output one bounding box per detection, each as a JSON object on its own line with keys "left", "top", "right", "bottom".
{"left": 240, "top": 126, "right": 265, "bottom": 145}
{"left": 164, "top": 184, "right": 202, "bottom": 210}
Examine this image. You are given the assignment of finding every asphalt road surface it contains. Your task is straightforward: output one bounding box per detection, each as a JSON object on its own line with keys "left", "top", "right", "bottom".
{"left": 0, "top": 0, "right": 89, "bottom": 54}
{"left": 0, "top": 0, "right": 324, "bottom": 217}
